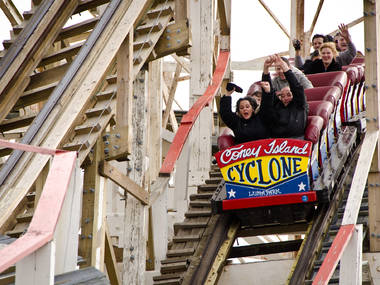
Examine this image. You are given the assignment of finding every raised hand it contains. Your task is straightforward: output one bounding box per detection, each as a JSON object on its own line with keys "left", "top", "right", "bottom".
{"left": 338, "top": 23, "right": 350, "bottom": 41}
{"left": 274, "top": 54, "right": 289, "bottom": 72}
{"left": 259, "top": 81, "right": 270, "bottom": 93}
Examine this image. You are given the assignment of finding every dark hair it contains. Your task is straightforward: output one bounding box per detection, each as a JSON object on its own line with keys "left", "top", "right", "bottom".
{"left": 312, "top": 34, "right": 325, "bottom": 42}
{"left": 280, "top": 57, "right": 290, "bottom": 67}
{"left": 324, "top": 35, "right": 334, "bottom": 43}
{"left": 236, "top": 96, "right": 258, "bottom": 114}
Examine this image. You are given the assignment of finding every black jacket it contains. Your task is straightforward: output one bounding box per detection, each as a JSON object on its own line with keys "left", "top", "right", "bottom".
{"left": 261, "top": 70, "right": 308, "bottom": 138}
{"left": 220, "top": 96, "right": 271, "bottom": 144}
{"left": 304, "top": 58, "right": 342, "bottom": 74}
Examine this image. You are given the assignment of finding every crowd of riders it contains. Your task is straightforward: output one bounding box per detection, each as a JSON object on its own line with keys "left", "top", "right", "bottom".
{"left": 220, "top": 24, "right": 359, "bottom": 144}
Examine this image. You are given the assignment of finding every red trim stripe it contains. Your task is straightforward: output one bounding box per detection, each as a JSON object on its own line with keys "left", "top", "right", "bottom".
{"left": 222, "top": 192, "right": 317, "bottom": 210}
{"left": 160, "top": 50, "right": 230, "bottom": 175}
{"left": 312, "top": 224, "right": 355, "bottom": 285}
{"left": 0, "top": 151, "right": 77, "bottom": 273}
{"left": 0, "top": 138, "right": 67, "bottom": 155}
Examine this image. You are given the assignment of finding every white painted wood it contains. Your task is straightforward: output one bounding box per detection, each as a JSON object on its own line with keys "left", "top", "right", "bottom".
{"left": 188, "top": 0, "right": 214, "bottom": 186}
{"left": 289, "top": 0, "right": 297, "bottom": 58}
{"left": 340, "top": 224, "right": 363, "bottom": 285}
{"left": 173, "top": 137, "right": 191, "bottom": 219}
{"left": 364, "top": 252, "right": 380, "bottom": 284}
{"left": 150, "top": 183, "right": 168, "bottom": 269}
{"left": 342, "top": 131, "right": 379, "bottom": 225}
{"left": 54, "top": 160, "right": 82, "bottom": 274}
{"left": 122, "top": 70, "right": 148, "bottom": 284}
{"left": 148, "top": 59, "right": 163, "bottom": 183}
{"left": 16, "top": 241, "right": 55, "bottom": 285}
{"left": 218, "top": 259, "right": 294, "bottom": 285}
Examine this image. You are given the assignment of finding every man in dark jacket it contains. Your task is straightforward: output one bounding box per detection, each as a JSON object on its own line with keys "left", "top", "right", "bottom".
{"left": 261, "top": 54, "right": 308, "bottom": 139}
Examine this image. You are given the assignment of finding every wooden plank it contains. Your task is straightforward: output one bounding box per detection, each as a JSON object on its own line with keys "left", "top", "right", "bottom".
{"left": 116, "top": 28, "right": 133, "bottom": 154}
{"left": 0, "top": 114, "right": 35, "bottom": 132}
{"left": 122, "top": 70, "right": 148, "bottom": 285}
{"left": 204, "top": 220, "right": 238, "bottom": 284}
{"left": 99, "top": 161, "right": 149, "bottom": 205}
{"left": 258, "top": 0, "right": 290, "bottom": 39}
{"left": 154, "top": 20, "right": 191, "bottom": 59}
{"left": 162, "top": 63, "right": 181, "bottom": 129}
{"left": 0, "top": 0, "right": 78, "bottom": 123}
{"left": 0, "top": 0, "right": 23, "bottom": 26}
{"left": 312, "top": 224, "right": 355, "bottom": 285}
{"left": 342, "top": 131, "right": 379, "bottom": 225}
{"left": 162, "top": 77, "right": 179, "bottom": 132}
{"left": 217, "top": 0, "right": 230, "bottom": 35}
{"left": 340, "top": 224, "right": 363, "bottom": 285}
{"left": 104, "top": 223, "right": 121, "bottom": 285}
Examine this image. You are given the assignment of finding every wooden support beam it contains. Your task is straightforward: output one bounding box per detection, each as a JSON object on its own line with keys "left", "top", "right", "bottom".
{"left": 162, "top": 77, "right": 179, "bottom": 132}
{"left": 364, "top": 0, "right": 380, "bottom": 251}
{"left": 116, "top": 29, "right": 133, "bottom": 155}
{"left": 99, "top": 161, "right": 149, "bottom": 205}
{"left": 307, "top": 0, "right": 324, "bottom": 38}
{"left": 258, "top": 0, "right": 290, "bottom": 39}
{"left": 79, "top": 141, "right": 105, "bottom": 270}
{"left": 162, "top": 63, "right": 181, "bottom": 129}
{"left": 205, "top": 220, "right": 239, "bottom": 284}
{"left": 0, "top": 0, "right": 23, "bottom": 26}
{"left": 0, "top": 0, "right": 78, "bottom": 124}
{"left": 105, "top": 223, "right": 121, "bottom": 285}
{"left": 175, "top": 0, "right": 187, "bottom": 21}
{"left": 122, "top": 70, "right": 148, "bottom": 285}
{"left": 154, "top": 20, "right": 191, "bottom": 59}
{"left": 217, "top": 0, "right": 231, "bottom": 35}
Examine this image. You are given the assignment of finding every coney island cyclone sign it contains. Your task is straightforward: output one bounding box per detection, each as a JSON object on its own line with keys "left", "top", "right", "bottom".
{"left": 214, "top": 139, "right": 312, "bottom": 200}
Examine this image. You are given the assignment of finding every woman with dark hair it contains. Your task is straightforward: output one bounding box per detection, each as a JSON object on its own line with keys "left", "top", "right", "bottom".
{"left": 220, "top": 83, "right": 271, "bottom": 144}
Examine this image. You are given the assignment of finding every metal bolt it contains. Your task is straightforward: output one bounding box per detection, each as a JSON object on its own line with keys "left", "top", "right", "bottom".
{"left": 81, "top": 235, "right": 86, "bottom": 239}
{"left": 166, "top": 29, "right": 171, "bottom": 33}
{"left": 104, "top": 148, "right": 109, "bottom": 154}
{"left": 376, "top": 184, "right": 380, "bottom": 187}
{"left": 177, "top": 29, "right": 181, "bottom": 33}
{"left": 166, "top": 36, "right": 171, "bottom": 40}
{"left": 84, "top": 218, "right": 90, "bottom": 224}
{"left": 370, "top": 184, "right": 375, "bottom": 187}
{"left": 370, "top": 11, "right": 376, "bottom": 16}
{"left": 102, "top": 134, "right": 110, "bottom": 140}
{"left": 136, "top": 167, "right": 141, "bottom": 171}
{"left": 133, "top": 94, "right": 138, "bottom": 99}
{"left": 167, "top": 43, "right": 171, "bottom": 48}
{"left": 177, "top": 39, "right": 181, "bottom": 44}
{"left": 372, "top": 84, "right": 377, "bottom": 88}
{"left": 113, "top": 145, "right": 120, "bottom": 149}
{"left": 127, "top": 167, "right": 132, "bottom": 171}
{"left": 130, "top": 246, "right": 134, "bottom": 251}
{"left": 104, "top": 141, "right": 109, "bottom": 145}
{"left": 377, "top": 234, "right": 380, "bottom": 238}
{"left": 374, "top": 118, "right": 377, "bottom": 122}
{"left": 372, "top": 233, "right": 376, "bottom": 237}
{"left": 89, "top": 188, "right": 95, "bottom": 193}
{"left": 115, "top": 133, "right": 121, "bottom": 139}
{"left": 364, "top": 85, "right": 369, "bottom": 90}
{"left": 364, "top": 11, "right": 369, "bottom": 16}
{"left": 139, "top": 78, "right": 144, "bottom": 83}
{"left": 366, "top": 47, "right": 371, "bottom": 52}
{"left": 130, "top": 255, "right": 135, "bottom": 261}
{"left": 88, "top": 234, "right": 93, "bottom": 239}
{"left": 83, "top": 189, "right": 87, "bottom": 194}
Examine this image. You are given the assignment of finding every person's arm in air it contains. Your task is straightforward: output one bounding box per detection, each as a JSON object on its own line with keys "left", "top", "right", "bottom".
{"left": 337, "top": 23, "right": 357, "bottom": 65}
{"left": 293, "top": 39, "right": 305, "bottom": 69}
{"left": 262, "top": 55, "right": 276, "bottom": 90}
{"left": 219, "top": 89, "right": 239, "bottom": 129}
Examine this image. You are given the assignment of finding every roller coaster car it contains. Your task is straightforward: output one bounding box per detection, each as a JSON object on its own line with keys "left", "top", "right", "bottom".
{"left": 211, "top": 137, "right": 322, "bottom": 226}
